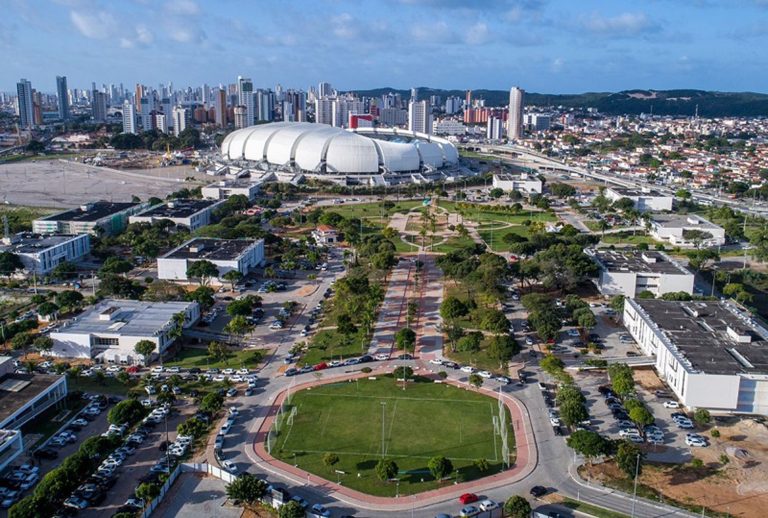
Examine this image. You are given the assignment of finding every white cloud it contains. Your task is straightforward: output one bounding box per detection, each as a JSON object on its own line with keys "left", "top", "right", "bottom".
{"left": 410, "top": 21, "right": 459, "bottom": 43}
{"left": 581, "top": 12, "right": 659, "bottom": 36}
{"left": 168, "top": 24, "right": 206, "bottom": 43}
{"left": 331, "top": 13, "right": 358, "bottom": 39}
{"left": 166, "top": 0, "right": 199, "bottom": 16}
{"left": 465, "top": 22, "right": 490, "bottom": 45}
{"left": 69, "top": 10, "right": 116, "bottom": 39}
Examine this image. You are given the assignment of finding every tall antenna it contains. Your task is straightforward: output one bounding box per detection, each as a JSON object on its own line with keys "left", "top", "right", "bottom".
{"left": 2, "top": 216, "right": 9, "bottom": 239}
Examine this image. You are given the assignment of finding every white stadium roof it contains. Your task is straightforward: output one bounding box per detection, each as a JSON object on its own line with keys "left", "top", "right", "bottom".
{"left": 221, "top": 122, "right": 458, "bottom": 175}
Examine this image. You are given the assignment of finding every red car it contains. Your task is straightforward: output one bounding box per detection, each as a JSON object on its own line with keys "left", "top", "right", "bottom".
{"left": 458, "top": 493, "right": 478, "bottom": 505}
{"left": 313, "top": 362, "right": 328, "bottom": 371}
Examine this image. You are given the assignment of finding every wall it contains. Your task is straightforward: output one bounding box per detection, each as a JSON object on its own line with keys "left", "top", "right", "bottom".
{"left": 50, "top": 331, "right": 92, "bottom": 358}
{"left": 685, "top": 373, "right": 740, "bottom": 411}
{"left": 599, "top": 271, "right": 638, "bottom": 297}
{"left": 658, "top": 272, "right": 695, "bottom": 296}
{"left": 157, "top": 258, "right": 189, "bottom": 281}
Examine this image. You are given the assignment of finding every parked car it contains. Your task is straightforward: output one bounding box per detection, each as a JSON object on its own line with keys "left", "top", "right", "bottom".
{"left": 663, "top": 401, "right": 680, "bottom": 409}
{"left": 458, "top": 493, "right": 478, "bottom": 505}
{"left": 530, "top": 486, "right": 547, "bottom": 497}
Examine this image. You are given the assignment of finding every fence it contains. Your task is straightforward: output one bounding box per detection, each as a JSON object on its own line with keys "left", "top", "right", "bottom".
{"left": 141, "top": 463, "right": 181, "bottom": 517}
{"left": 182, "top": 461, "right": 238, "bottom": 484}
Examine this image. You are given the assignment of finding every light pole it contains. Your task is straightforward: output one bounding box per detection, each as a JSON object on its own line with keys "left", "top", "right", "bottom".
{"left": 380, "top": 401, "right": 386, "bottom": 458}
{"left": 631, "top": 453, "right": 640, "bottom": 518}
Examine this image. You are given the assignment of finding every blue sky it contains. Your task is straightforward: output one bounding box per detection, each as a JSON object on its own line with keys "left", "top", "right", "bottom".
{"left": 2, "top": 0, "right": 768, "bottom": 94}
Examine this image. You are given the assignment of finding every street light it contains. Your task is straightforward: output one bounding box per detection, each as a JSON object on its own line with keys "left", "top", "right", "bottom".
{"left": 380, "top": 402, "right": 386, "bottom": 458}
{"left": 630, "top": 452, "right": 640, "bottom": 518}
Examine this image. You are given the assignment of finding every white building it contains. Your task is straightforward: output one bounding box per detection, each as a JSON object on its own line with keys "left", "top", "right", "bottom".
{"left": 238, "top": 76, "right": 255, "bottom": 126}
{"left": 157, "top": 238, "right": 265, "bottom": 282}
{"left": 50, "top": 299, "right": 200, "bottom": 363}
{"left": 155, "top": 113, "right": 168, "bottom": 134}
{"left": 201, "top": 180, "right": 261, "bottom": 201}
{"left": 34, "top": 201, "right": 147, "bottom": 236}
{"left": 433, "top": 119, "right": 466, "bottom": 136}
{"left": 172, "top": 106, "right": 188, "bottom": 137}
{"left": 129, "top": 199, "right": 226, "bottom": 231}
{"left": 0, "top": 233, "right": 90, "bottom": 275}
{"left": 311, "top": 225, "right": 338, "bottom": 245}
{"left": 122, "top": 101, "right": 136, "bottom": 134}
{"left": 408, "top": 100, "right": 432, "bottom": 135}
{"left": 492, "top": 173, "right": 542, "bottom": 194}
{"left": 524, "top": 113, "right": 551, "bottom": 132}
{"left": 507, "top": 87, "right": 524, "bottom": 140}
{"left": 649, "top": 214, "right": 726, "bottom": 248}
{"left": 606, "top": 187, "right": 674, "bottom": 212}
{"left": 586, "top": 249, "right": 694, "bottom": 298}
{"left": 623, "top": 299, "right": 768, "bottom": 414}
{"left": 487, "top": 117, "right": 504, "bottom": 140}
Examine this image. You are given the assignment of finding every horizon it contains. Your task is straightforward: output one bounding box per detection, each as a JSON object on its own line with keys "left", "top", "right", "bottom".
{"left": 2, "top": 0, "right": 768, "bottom": 93}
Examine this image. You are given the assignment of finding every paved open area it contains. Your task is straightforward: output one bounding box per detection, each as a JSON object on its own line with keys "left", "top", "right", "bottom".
{"left": 151, "top": 473, "right": 239, "bottom": 518}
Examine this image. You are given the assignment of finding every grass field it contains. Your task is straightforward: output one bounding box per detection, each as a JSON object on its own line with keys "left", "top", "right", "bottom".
{"left": 270, "top": 376, "right": 515, "bottom": 496}
{"left": 326, "top": 201, "right": 425, "bottom": 221}
{"left": 164, "top": 347, "right": 266, "bottom": 370}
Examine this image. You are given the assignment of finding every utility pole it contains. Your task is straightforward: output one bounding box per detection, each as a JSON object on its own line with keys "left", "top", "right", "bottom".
{"left": 631, "top": 453, "right": 640, "bottom": 517}
{"left": 380, "top": 401, "right": 386, "bottom": 457}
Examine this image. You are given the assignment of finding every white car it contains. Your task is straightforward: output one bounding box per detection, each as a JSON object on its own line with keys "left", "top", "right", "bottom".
{"left": 460, "top": 365, "right": 475, "bottom": 373}
{"left": 429, "top": 358, "right": 443, "bottom": 365}
{"left": 686, "top": 436, "right": 707, "bottom": 447}
{"left": 237, "top": 368, "right": 249, "bottom": 375}
{"left": 479, "top": 499, "right": 499, "bottom": 511}
{"left": 151, "top": 366, "right": 164, "bottom": 374}
{"left": 549, "top": 417, "right": 561, "bottom": 427}
{"left": 374, "top": 353, "right": 389, "bottom": 361}
{"left": 222, "top": 368, "right": 235, "bottom": 375}
{"left": 663, "top": 401, "right": 680, "bottom": 409}
{"left": 222, "top": 460, "right": 238, "bottom": 474}
{"left": 478, "top": 370, "right": 493, "bottom": 379}
{"left": 229, "top": 407, "right": 239, "bottom": 416}
{"left": 166, "top": 366, "right": 181, "bottom": 373}
{"left": 106, "top": 365, "right": 122, "bottom": 373}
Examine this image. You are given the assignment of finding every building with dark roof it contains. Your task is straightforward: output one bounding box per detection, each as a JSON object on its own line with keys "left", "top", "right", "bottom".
{"left": 157, "top": 237, "right": 264, "bottom": 282}
{"left": 623, "top": 298, "right": 768, "bottom": 414}
{"left": 129, "top": 199, "right": 225, "bottom": 231}
{"left": 33, "top": 201, "right": 148, "bottom": 236}
{"left": 586, "top": 248, "right": 694, "bottom": 298}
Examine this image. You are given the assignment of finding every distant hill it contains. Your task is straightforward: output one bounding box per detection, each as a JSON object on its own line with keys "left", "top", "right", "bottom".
{"left": 342, "top": 87, "right": 768, "bottom": 117}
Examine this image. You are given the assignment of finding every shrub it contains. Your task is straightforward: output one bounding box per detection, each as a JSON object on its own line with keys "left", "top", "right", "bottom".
{"left": 710, "top": 429, "right": 721, "bottom": 438}
{"left": 361, "top": 366, "right": 372, "bottom": 373}
{"left": 107, "top": 399, "right": 146, "bottom": 426}
{"left": 691, "top": 458, "right": 704, "bottom": 468}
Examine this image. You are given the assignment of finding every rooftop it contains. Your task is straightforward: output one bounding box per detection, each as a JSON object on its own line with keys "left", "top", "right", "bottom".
{"left": 0, "top": 373, "right": 64, "bottom": 427}
{"left": 161, "top": 238, "right": 260, "bottom": 261}
{"left": 633, "top": 299, "right": 768, "bottom": 376}
{"left": 38, "top": 201, "right": 139, "bottom": 223}
{"left": 0, "top": 233, "right": 84, "bottom": 255}
{"left": 587, "top": 249, "right": 691, "bottom": 275}
{"left": 651, "top": 213, "right": 722, "bottom": 230}
{"left": 53, "top": 299, "right": 195, "bottom": 337}
{"left": 135, "top": 199, "right": 219, "bottom": 219}
{"left": 608, "top": 187, "right": 669, "bottom": 198}
{"left": 494, "top": 173, "right": 539, "bottom": 182}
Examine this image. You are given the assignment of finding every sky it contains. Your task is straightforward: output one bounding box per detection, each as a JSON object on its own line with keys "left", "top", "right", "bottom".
{"left": 2, "top": 0, "right": 768, "bottom": 94}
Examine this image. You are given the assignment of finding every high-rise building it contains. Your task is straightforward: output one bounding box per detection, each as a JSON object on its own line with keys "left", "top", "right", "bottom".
{"left": 444, "top": 96, "right": 461, "bottom": 115}
{"left": 32, "top": 91, "right": 43, "bottom": 126}
{"left": 315, "top": 98, "right": 334, "bottom": 126}
{"left": 91, "top": 91, "right": 107, "bottom": 122}
{"left": 256, "top": 90, "right": 274, "bottom": 122}
{"left": 56, "top": 76, "right": 70, "bottom": 121}
{"left": 379, "top": 108, "right": 407, "bottom": 127}
{"left": 135, "top": 84, "right": 144, "bottom": 113}
{"left": 122, "top": 101, "right": 137, "bottom": 134}
{"left": 172, "top": 106, "right": 188, "bottom": 137}
{"left": 507, "top": 87, "right": 524, "bottom": 140}
{"left": 487, "top": 117, "right": 504, "bottom": 140}
{"left": 155, "top": 113, "right": 168, "bottom": 134}
{"left": 237, "top": 76, "right": 254, "bottom": 125}
{"left": 408, "top": 100, "right": 432, "bottom": 134}
{"left": 525, "top": 113, "right": 551, "bottom": 132}
{"left": 318, "top": 82, "right": 333, "bottom": 98}
{"left": 233, "top": 106, "right": 247, "bottom": 129}
{"left": 16, "top": 79, "right": 34, "bottom": 129}
{"left": 214, "top": 88, "right": 227, "bottom": 127}
{"left": 410, "top": 87, "right": 418, "bottom": 101}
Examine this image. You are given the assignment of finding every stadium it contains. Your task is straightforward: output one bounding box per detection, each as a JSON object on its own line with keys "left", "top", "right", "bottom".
{"left": 218, "top": 122, "right": 460, "bottom": 185}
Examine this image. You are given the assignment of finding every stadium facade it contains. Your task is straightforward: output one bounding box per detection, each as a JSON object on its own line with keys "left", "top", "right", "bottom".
{"left": 217, "top": 122, "right": 460, "bottom": 186}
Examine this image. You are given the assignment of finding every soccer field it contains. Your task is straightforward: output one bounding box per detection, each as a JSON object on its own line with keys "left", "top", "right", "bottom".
{"left": 270, "top": 376, "right": 515, "bottom": 496}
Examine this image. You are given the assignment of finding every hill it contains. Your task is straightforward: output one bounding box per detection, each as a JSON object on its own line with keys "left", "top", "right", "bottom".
{"left": 341, "top": 87, "right": 768, "bottom": 117}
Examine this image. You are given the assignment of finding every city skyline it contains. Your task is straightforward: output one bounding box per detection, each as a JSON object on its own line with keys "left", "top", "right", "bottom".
{"left": 2, "top": 0, "right": 768, "bottom": 93}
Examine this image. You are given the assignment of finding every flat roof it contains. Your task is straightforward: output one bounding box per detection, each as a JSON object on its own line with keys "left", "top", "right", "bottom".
{"left": 38, "top": 201, "right": 138, "bottom": 223}
{"left": 651, "top": 213, "right": 721, "bottom": 230}
{"left": 136, "top": 199, "right": 218, "bottom": 219}
{"left": 54, "top": 299, "right": 195, "bottom": 337}
{"left": 0, "top": 233, "right": 84, "bottom": 254}
{"left": 0, "top": 373, "right": 64, "bottom": 426}
{"left": 494, "top": 173, "right": 539, "bottom": 182}
{"left": 161, "top": 238, "right": 260, "bottom": 261}
{"left": 633, "top": 299, "right": 768, "bottom": 376}
{"left": 608, "top": 187, "right": 669, "bottom": 198}
{"left": 204, "top": 179, "right": 258, "bottom": 189}
{"left": 588, "top": 249, "right": 691, "bottom": 275}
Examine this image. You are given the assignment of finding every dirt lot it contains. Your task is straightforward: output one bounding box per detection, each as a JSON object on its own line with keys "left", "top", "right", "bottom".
{"left": 583, "top": 417, "right": 768, "bottom": 517}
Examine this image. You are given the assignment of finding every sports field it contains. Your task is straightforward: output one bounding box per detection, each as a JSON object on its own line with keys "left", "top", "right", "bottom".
{"left": 269, "top": 376, "right": 515, "bottom": 496}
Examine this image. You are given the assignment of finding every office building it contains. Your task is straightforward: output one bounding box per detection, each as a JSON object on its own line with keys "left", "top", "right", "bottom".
{"left": 0, "top": 233, "right": 90, "bottom": 275}
{"left": 233, "top": 106, "right": 248, "bottom": 129}
{"left": 606, "top": 187, "right": 674, "bottom": 212}
{"left": 122, "top": 101, "right": 137, "bottom": 134}
{"left": 91, "top": 91, "right": 107, "bottom": 122}
{"left": 433, "top": 119, "right": 466, "bottom": 136}
{"left": 215, "top": 88, "right": 227, "bottom": 127}
{"left": 649, "top": 214, "right": 726, "bottom": 248}
{"left": 129, "top": 199, "right": 225, "bottom": 231}
{"left": 201, "top": 179, "right": 261, "bottom": 201}
{"left": 157, "top": 238, "right": 265, "bottom": 282}
{"left": 492, "top": 173, "right": 542, "bottom": 194}
{"left": 237, "top": 76, "right": 254, "bottom": 126}
{"left": 487, "top": 116, "right": 504, "bottom": 140}
{"left": 172, "top": 106, "right": 188, "bottom": 137}
{"left": 318, "top": 82, "right": 333, "bottom": 98}
{"left": 524, "top": 113, "right": 551, "bottom": 132}
{"left": 379, "top": 108, "right": 407, "bottom": 127}
{"left": 408, "top": 100, "right": 432, "bottom": 134}
{"left": 135, "top": 84, "right": 144, "bottom": 113}
{"left": 33, "top": 201, "right": 147, "bottom": 236}
{"left": 56, "top": 76, "right": 70, "bottom": 121}
{"left": 256, "top": 90, "right": 274, "bottom": 122}
{"left": 507, "top": 87, "right": 524, "bottom": 140}
{"left": 623, "top": 298, "right": 768, "bottom": 414}
{"left": 16, "top": 79, "right": 34, "bottom": 129}
{"left": 586, "top": 249, "right": 694, "bottom": 298}
{"left": 50, "top": 299, "right": 200, "bottom": 363}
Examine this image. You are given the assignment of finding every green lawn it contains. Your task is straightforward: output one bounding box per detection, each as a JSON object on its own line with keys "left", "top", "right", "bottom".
{"left": 300, "top": 328, "right": 371, "bottom": 366}
{"left": 432, "top": 235, "right": 479, "bottom": 254}
{"left": 164, "top": 347, "right": 265, "bottom": 370}
{"left": 68, "top": 375, "right": 137, "bottom": 395}
{"left": 438, "top": 201, "right": 557, "bottom": 225}
{"left": 271, "top": 376, "right": 515, "bottom": 496}
{"left": 326, "top": 201, "right": 424, "bottom": 221}
{"left": 444, "top": 338, "right": 509, "bottom": 374}
{"left": 479, "top": 226, "right": 530, "bottom": 252}
{"left": 599, "top": 232, "right": 660, "bottom": 246}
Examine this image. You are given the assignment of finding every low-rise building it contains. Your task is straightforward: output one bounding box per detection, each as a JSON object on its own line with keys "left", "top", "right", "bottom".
{"left": 605, "top": 187, "right": 673, "bottom": 212}
{"left": 201, "top": 180, "right": 261, "bottom": 201}
{"left": 586, "top": 249, "right": 694, "bottom": 298}
{"left": 492, "top": 173, "right": 542, "bottom": 194}
{"left": 649, "top": 214, "right": 726, "bottom": 248}
{"left": 157, "top": 237, "right": 265, "bottom": 282}
{"left": 33, "top": 201, "right": 148, "bottom": 236}
{"left": 129, "top": 199, "right": 225, "bottom": 231}
{"left": 0, "top": 356, "right": 67, "bottom": 471}
{"left": 311, "top": 225, "right": 338, "bottom": 245}
{"left": 0, "top": 233, "right": 90, "bottom": 275}
{"left": 50, "top": 299, "right": 200, "bottom": 363}
{"left": 623, "top": 299, "right": 768, "bottom": 414}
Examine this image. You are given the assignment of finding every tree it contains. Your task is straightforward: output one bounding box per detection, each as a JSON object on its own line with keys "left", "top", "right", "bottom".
{"left": 615, "top": 441, "right": 643, "bottom": 479}
{"left": 11, "top": 332, "right": 33, "bottom": 358}
{"left": 629, "top": 406, "right": 655, "bottom": 427}
{"left": 612, "top": 197, "right": 635, "bottom": 212}
{"left": 225, "top": 473, "right": 267, "bottom": 504}
{"left": 279, "top": 501, "right": 307, "bottom": 518}
{"left": 480, "top": 309, "right": 510, "bottom": 334}
{"left": 608, "top": 363, "right": 635, "bottom": 396}
{"left": 227, "top": 298, "right": 255, "bottom": 317}
{"left": 177, "top": 417, "right": 208, "bottom": 438}
{"left": 427, "top": 456, "right": 453, "bottom": 480}
{"left": 637, "top": 290, "right": 655, "bottom": 299}
{"left": 222, "top": 270, "right": 244, "bottom": 291}
{"left": 186, "top": 260, "right": 219, "bottom": 286}
{"left": 489, "top": 187, "right": 504, "bottom": 199}
{"left": 540, "top": 354, "right": 565, "bottom": 374}
{"left": 116, "top": 371, "right": 131, "bottom": 385}
{"left": 576, "top": 309, "right": 597, "bottom": 330}
{"left": 393, "top": 366, "right": 413, "bottom": 379}
{"left": 457, "top": 331, "right": 483, "bottom": 352}
{"left": 323, "top": 453, "right": 340, "bottom": 469}
{"left": 135, "top": 482, "right": 161, "bottom": 506}
{"left": 440, "top": 296, "right": 468, "bottom": 321}
{"left": 33, "top": 335, "right": 54, "bottom": 355}
{"left": 36, "top": 301, "right": 59, "bottom": 320}
{"left": 675, "top": 189, "right": 692, "bottom": 200}
{"left": 99, "top": 256, "right": 133, "bottom": 276}
{"left": 487, "top": 335, "right": 519, "bottom": 368}
{"left": 186, "top": 285, "right": 215, "bottom": 309}
{"left": 560, "top": 400, "right": 589, "bottom": 427}
{"left": 108, "top": 399, "right": 146, "bottom": 426}
{"left": 394, "top": 327, "right": 416, "bottom": 351}
{"left": 134, "top": 340, "right": 156, "bottom": 365}
{"left": 609, "top": 295, "right": 625, "bottom": 314}
{"left": 56, "top": 290, "right": 84, "bottom": 311}
{"left": 0, "top": 252, "right": 24, "bottom": 276}
{"left": 694, "top": 408, "right": 711, "bottom": 425}
{"left": 567, "top": 430, "right": 611, "bottom": 461}
{"left": 686, "top": 248, "right": 720, "bottom": 271}
{"left": 336, "top": 313, "right": 357, "bottom": 335}
{"left": 375, "top": 459, "right": 398, "bottom": 481}
{"left": 682, "top": 229, "right": 714, "bottom": 249}
{"left": 207, "top": 341, "right": 228, "bottom": 361}
{"left": 549, "top": 183, "right": 576, "bottom": 198}
{"left": 468, "top": 373, "right": 484, "bottom": 389}
{"left": 503, "top": 496, "right": 532, "bottom": 518}
{"left": 225, "top": 314, "right": 252, "bottom": 336}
